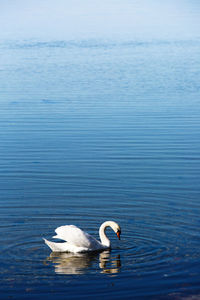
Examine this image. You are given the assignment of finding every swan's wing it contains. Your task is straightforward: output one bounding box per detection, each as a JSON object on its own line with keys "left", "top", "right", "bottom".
{"left": 53, "top": 225, "right": 99, "bottom": 248}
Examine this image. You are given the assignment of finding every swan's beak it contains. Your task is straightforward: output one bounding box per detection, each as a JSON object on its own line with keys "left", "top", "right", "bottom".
{"left": 116, "top": 231, "right": 121, "bottom": 240}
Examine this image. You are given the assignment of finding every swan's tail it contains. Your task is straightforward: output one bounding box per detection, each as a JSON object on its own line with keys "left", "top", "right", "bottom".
{"left": 43, "top": 238, "right": 69, "bottom": 252}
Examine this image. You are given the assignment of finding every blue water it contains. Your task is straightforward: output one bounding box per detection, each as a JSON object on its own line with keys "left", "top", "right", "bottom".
{"left": 1, "top": 1, "right": 200, "bottom": 299}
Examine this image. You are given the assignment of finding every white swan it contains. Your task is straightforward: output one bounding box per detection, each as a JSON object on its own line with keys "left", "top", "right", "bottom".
{"left": 43, "top": 221, "right": 121, "bottom": 253}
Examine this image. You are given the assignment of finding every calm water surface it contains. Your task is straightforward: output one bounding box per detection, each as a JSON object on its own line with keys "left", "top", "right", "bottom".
{"left": 1, "top": 15, "right": 200, "bottom": 300}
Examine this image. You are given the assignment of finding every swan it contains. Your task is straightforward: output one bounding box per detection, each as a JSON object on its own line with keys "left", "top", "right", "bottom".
{"left": 43, "top": 221, "right": 121, "bottom": 253}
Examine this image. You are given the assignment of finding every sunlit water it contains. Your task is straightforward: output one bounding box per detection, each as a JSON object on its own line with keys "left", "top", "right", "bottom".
{"left": 1, "top": 12, "right": 200, "bottom": 300}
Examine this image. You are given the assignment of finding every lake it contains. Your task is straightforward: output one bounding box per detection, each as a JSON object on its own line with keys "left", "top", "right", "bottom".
{"left": 0, "top": 1, "right": 200, "bottom": 299}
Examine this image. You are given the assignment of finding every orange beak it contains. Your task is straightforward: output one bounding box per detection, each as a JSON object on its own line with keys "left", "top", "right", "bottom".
{"left": 116, "top": 231, "right": 121, "bottom": 240}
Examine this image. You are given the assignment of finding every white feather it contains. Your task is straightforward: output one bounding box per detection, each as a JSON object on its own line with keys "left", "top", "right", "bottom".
{"left": 53, "top": 225, "right": 97, "bottom": 248}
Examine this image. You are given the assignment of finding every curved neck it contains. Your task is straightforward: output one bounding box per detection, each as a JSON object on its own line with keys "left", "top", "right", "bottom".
{"left": 99, "top": 221, "right": 112, "bottom": 247}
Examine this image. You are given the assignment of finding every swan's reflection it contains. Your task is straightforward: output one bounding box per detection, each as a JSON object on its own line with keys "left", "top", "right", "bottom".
{"left": 46, "top": 250, "right": 121, "bottom": 275}
{"left": 99, "top": 251, "right": 121, "bottom": 274}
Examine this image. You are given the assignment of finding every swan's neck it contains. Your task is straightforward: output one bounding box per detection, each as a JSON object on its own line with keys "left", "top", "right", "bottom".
{"left": 99, "top": 221, "right": 113, "bottom": 247}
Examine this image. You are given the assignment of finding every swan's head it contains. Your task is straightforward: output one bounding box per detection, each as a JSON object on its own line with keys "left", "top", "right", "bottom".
{"left": 108, "top": 221, "right": 121, "bottom": 240}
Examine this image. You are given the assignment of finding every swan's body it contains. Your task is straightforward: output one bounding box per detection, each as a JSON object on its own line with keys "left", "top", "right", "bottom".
{"left": 44, "top": 221, "right": 121, "bottom": 253}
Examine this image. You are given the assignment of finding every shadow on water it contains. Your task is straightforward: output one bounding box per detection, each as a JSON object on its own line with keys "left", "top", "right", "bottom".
{"left": 45, "top": 250, "right": 121, "bottom": 275}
